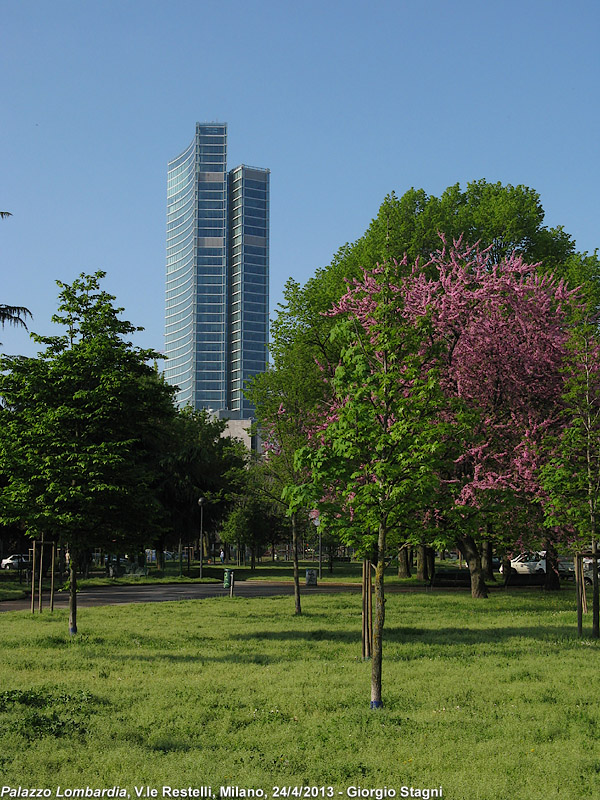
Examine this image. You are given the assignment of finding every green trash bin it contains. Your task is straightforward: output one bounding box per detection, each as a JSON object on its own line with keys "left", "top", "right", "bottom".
{"left": 224, "top": 569, "right": 233, "bottom": 589}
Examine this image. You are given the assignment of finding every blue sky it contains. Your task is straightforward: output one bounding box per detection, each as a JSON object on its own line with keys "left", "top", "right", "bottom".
{"left": 2, "top": 0, "right": 598, "bottom": 358}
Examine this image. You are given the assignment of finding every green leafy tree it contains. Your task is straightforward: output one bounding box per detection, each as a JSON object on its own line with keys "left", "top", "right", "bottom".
{"left": 0, "top": 272, "right": 176, "bottom": 634}
{"left": 290, "top": 259, "right": 448, "bottom": 707}
{"left": 540, "top": 319, "right": 600, "bottom": 636}
{"left": 157, "top": 407, "right": 247, "bottom": 570}
{"left": 220, "top": 489, "right": 281, "bottom": 571}
{"left": 247, "top": 315, "right": 332, "bottom": 614}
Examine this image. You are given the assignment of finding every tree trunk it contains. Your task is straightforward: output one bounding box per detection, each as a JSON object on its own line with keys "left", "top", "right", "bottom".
{"left": 592, "top": 539, "right": 599, "bottom": 639}
{"left": 68, "top": 557, "right": 77, "bottom": 635}
{"left": 250, "top": 546, "right": 256, "bottom": 571}
{"left": 371, "top": 521, "right": 386, "bottom": 708}
{"left": 426, "top": 546, "right": 435, "bottom": 583}
{"left": 291, "top": 512, "right": 301, "bottom": 615}
{"left": 481, "top": 540, "right": 496, "bottom": 582}
{"left": 457, "top": 535, "right": 488, "bottom": 598}
{"left": 543, "top": 539, "right": 561, "bottom": 591}
{"left": 416, "top": 544, "right": 428, "bottom": 582}
{"left": 397, "top": 545, "right": 411, "bottom": 578}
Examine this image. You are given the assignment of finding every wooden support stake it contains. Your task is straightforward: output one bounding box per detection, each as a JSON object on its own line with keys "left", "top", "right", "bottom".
{"left": 38, "top": 533, "right": 44, "bottom": 613}
{"left": 361, "top": 561, "right": 367, "bottom": 659}
{"left": 30, "top": 540, "right": 36, "bottom": 614}
{"left": 50, "top": 543, "right": 56, "bottom": 613}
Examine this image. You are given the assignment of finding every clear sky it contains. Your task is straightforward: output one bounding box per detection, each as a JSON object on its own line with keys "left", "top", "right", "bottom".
{"left": 1, "top": 0, "right": 598, "bottom": 358}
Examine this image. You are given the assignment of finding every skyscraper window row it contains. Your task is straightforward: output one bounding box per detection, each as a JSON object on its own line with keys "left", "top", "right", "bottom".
{"left": 245, "top": 211, "right": 266, "bottom": 224}
{"left": 165, "top": 289, "right": 193, "bottom": 309}
{"left": 166, "top": 251, "right": 194, "bottom": 270}
{"left": 198, "top": 145, "right": 226, "bottom": 154}
{"left": 167, "top": 308, "right": 195, "bottom": 326}
{"left": 244, "top": 311, "right": 267, "bottom": 323}
{"left": 167, "top": 211, "right": 195, "bottom": 238}
{"left": 197, "top": 133, "right": 225, "bottom": 142}
{"left": 165, "top": 352, "right": 197, "bottom": 370}
{"left": 245, "top": 301, "right": 267, "bottom": 314}
{"left": 244, "top": 188, "right": 267, "bottom": 200}
{"left": 166, "top": 296, "right": 193, "bottom": 314}
{"left": 168, "top": 159, "right": 195, "bottom": 183}
{"left": 244, "top": 198, "right": 267, "bottom": 210}
{"left": 167, "top": 265, "right": 194, "bottom": 289}
{"left": 168, "top": 170, "right": 195, "bottom": 194}
{"left": 166, "top": 284, "right": 193, "bottom": 303}
{"left": 168, "top": 226, "right": 196, "bottom": 250}
{"left": 198, "top": 200, "right": 226, "bottom": 210}
{"left": 195, "top": 209, "right": 226, "bottom": 219}
{"left": 167, "top": 213, "right": 194, "bottom": 234}
{"left": 167, "top": 208, "right": 195, "bottom": 234}
{"left": 197, "top": 189, "right": 225, "bottom": 200}
{"left": 196, "top": 247, "right": 225, "bottom": 256}
{"left": 243, "top": 333, "right": 267, "bottom": 346}
{"left": 245, "top": 179, "right": 267, "bottom": 190}
{"left": 166, "top": 241, "right": 194, "bottom": 262}
{"left": 167, "top": 191, "right": 195, "bottom": 216}
{"left": 244, "top": 226, "right": 266, "bottom": 238}
{"left": 244, "top": 319, "right": 268, "bottom": 331}
{"left": 198, "top": 180, "right": 226, "bottom": 191}
{"left": 243, "top": 273, "right": 267, "bottom": 286}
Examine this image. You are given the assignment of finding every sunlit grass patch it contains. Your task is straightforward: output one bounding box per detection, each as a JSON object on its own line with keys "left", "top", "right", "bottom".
{"left": 0, "top": 590, "right": 598, "bottom": 799}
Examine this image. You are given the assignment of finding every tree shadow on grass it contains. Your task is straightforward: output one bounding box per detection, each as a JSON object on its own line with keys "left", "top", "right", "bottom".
{"left": 100, "top": 622, "right": 588, "bottom": 668}
{"left": 235, "top": 623, "right": 583, "bottom": 647}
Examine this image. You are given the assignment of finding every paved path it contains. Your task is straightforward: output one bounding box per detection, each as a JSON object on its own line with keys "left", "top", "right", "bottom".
{"left": 0, "top": 580, "right": 363, "bottom": 613}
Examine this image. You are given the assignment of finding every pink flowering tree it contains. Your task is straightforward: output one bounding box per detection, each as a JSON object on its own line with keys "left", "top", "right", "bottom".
{"left": 400, "top": 239, "right": 577, "bottom": 596}
{"left": 398, "top": 241, "right": 575, "bottom": 596}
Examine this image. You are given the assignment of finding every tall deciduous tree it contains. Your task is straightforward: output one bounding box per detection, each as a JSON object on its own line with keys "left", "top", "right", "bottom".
{"left": 291, "top": 257, "right": 448, "bottom": 707}
{"left": 400, "top": 239, "right": 576, "bottom": 596}
{"left": 0, "top": 272, "right": 176, "bottom": 634}
{"left": 157, "top": 407, "right": 247, "bottom": 565}
{"left": 540, "top": 319, "right": 600, "bottom": 636}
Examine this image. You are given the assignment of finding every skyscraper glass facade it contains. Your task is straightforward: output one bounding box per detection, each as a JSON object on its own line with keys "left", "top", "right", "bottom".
{"left": 228, "top": 165, "right": 269, "bottom": 416}
{"left": 165, "top": 124, "right": 269, "bottom": 415}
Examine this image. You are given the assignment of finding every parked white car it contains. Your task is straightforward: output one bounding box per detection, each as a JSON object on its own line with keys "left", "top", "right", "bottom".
{"left": 1, "top": 553, "right": 31, "bottom": 570}
{"left": 500, "top": 552, "right": 546, "bottom": 575}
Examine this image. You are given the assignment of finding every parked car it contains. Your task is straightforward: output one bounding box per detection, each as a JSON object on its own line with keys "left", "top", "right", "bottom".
{"left": 557, "top": 557, "right": 575, "bottom": 579}
{"left": 1, "top": 553, "right": 31, "bottom": 570}
{"left": 500, "top": 552, "right": 546, "bottom": 575}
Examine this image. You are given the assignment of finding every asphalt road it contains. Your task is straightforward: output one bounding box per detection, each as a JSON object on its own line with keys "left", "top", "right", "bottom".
{"left": 0, "top": 580, "right": 363, "bottom": 613}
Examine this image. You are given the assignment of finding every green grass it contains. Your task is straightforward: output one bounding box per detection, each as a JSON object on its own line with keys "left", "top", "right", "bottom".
{"left": 0, "top": 575, "right": 31, "bottom": 600}
{"left": 0, "top": 590, "right": 598, "bottom": 799}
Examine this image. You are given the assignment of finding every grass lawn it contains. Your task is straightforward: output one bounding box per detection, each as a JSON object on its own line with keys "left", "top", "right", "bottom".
{"left": 0, "top": 589, "right": 598, "bottom": 799}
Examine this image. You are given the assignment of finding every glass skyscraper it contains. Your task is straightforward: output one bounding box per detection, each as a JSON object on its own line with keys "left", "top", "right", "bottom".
{"left": 165, "top": 123, "right": 269, "bottom": 415}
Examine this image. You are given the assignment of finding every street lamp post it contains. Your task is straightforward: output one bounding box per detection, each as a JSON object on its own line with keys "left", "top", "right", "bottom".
{"left": 198, "top": 497, "right": 205, "bottom": 580}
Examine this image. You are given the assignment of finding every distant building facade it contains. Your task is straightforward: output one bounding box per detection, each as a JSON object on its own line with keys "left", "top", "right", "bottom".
{"left": 165, "top": 123, "right": 269, "bottom": 418}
